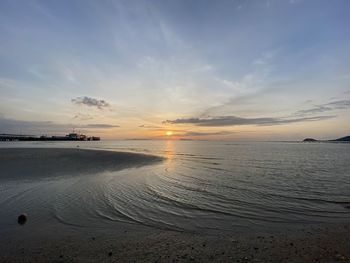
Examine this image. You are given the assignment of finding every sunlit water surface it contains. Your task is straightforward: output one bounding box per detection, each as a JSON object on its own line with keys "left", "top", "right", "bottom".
{"left": 1, "top": 141, "right": 350, "bottom": 233}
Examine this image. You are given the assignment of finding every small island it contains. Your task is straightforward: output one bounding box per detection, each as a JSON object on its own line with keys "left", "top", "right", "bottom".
{"left": 303, "top": 135, "right": 350, "bottom": 142}
{"left": 303, "top": 138, "right": 318, "bottom": 142}
{"left": 332, "top": 135, "right": 350, "bottom": 142}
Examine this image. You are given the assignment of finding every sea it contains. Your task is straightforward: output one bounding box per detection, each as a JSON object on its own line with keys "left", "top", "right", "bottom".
{"left": 0, "top": 140, "right": 350, "bottom": 234}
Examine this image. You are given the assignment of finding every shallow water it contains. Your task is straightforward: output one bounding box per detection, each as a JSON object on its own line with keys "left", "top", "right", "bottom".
{"left": 1, "top": 141, "right": 350, "bottom": 233}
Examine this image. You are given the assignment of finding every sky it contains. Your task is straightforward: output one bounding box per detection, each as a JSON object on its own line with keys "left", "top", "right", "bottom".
{"left": 0, "top": 0, "right": 349, "bottom": 140}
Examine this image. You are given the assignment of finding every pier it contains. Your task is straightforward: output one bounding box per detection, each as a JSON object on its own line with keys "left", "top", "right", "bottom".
{"left": 0, "top": 133, "right": 100, "bottom": 141}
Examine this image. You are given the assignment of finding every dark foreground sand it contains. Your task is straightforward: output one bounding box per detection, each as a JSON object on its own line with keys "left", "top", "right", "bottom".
{"left": 0, "top": 148, "right": 349, "bottom": 262}
{"left": 1, "top": 222, "right": 349, "bottom": 262}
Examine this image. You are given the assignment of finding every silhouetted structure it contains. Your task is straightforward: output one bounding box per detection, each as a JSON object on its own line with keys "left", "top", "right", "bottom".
{"left": 0, "top": 132, "right": 100, "bottom": 141}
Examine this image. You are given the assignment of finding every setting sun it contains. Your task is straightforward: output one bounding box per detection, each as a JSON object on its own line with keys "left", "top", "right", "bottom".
{"left": 166, "top": 131, "right": 173, "bottom": 136}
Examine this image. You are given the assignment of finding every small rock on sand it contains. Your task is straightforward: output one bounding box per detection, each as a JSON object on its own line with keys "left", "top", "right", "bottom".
{"left": 17, "top": 214, "right": 27, "bottom": 225}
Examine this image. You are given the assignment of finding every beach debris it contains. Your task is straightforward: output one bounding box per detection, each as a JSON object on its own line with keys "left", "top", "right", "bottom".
{"left": 230, "top": 238, "right": 238, "bottom": 243}
{"left": 335, "top": 253, "right": 346, "bottom": 261}
{"left": 17, "top": 213, "right": 27, "bottom": 225}
{"left": 108, "top": 252, "right": 113, "bottom": 257}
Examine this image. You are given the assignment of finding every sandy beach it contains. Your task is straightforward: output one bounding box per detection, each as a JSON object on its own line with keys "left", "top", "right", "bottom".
{"left": 1, "top": 220, "right": 349, "bottom": 262}
{"left": 0, "top": 146, "right": 349, "bottom": 262}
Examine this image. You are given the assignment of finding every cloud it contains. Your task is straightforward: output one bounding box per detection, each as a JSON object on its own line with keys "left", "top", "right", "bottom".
{"left": 328, "top": 100, "right": 350, "bottom": 109}
{"left": 0, "top": 117, "right": 118, "bottom": 134}
{"left": 81, "top": 124, "right": 119, "bottom": 128}
{"left": 295, "top": 100, "right": 350, "bottom": 116}
{"left": 181, "top": 131, "right": 235, "bottom": 136}
{"left": 139, "top": 124, "right": 161, "bottom": 129}
{"left": 163, "top": 115, "right": 334, "bottom": 127}
{"left": 137, "top": 124, "right": 234, "bottom": 137}
{"left": 0, "top": 118, "right": 55, "bottom": 134}
{"left": 289, "top": 0, "right": 303, "bottom": 4}
{"left": 295, "top": 105, "right": 333, "bottom": 115}
{"left": 253, "top": 50, "right": 277, "bottom": 65}
{"left": 71, "top": 96, "right": 110, "bottom": 109}
{"left": 73, "top": 113, "right": 94, "bottom": 120}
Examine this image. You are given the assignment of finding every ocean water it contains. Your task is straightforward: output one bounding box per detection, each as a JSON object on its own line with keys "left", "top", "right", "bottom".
{"left": 1, "top": 140, "right": 350, "bottom": 234}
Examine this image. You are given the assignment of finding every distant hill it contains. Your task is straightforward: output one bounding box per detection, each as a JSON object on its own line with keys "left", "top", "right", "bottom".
{"left": 331, "top": 136, "right": 350, "bottom": 142}
{"left": 302, "top": 135, "right": 350, "bottom": 142}
{"left": 303, "top": 138, "right": 318, "bottom": 142}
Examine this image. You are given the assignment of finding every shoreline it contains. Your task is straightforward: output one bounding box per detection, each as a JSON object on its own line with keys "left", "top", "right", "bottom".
{"left": 1, "top": 147, "right": 349, "bottom": 262}
{"left": 0, "top": 148, "right": 164, "bottom": 180}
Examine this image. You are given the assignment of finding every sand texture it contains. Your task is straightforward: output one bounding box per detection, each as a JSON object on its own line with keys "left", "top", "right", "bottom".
{"left": 0, "top": 148, "right": 163, "bottom": 180}
{"left": 0, "top": 147, "right": 349, "bottom": 262}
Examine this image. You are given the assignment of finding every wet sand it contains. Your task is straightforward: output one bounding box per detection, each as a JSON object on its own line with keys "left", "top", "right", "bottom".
{"left": 0, "top": 148, "right": 349, "bottom": 262}
{"left": 0, "top": 148, "right": 163, "bottom": 180}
